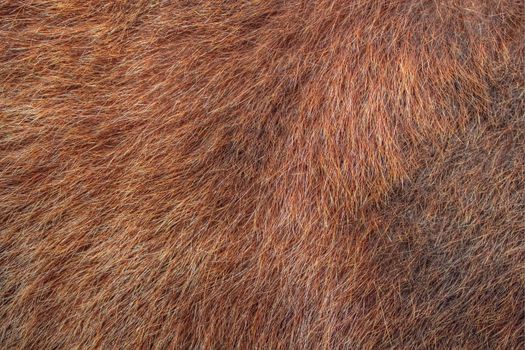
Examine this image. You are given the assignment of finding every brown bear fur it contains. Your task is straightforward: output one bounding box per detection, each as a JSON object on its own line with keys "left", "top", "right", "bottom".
{"left": 1, "top": 0, "right": 524, "bottom": 348}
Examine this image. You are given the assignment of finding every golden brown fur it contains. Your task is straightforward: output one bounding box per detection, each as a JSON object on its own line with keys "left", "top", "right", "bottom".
{"left": 1, "top": 0, "right": 524, "bottom": 348}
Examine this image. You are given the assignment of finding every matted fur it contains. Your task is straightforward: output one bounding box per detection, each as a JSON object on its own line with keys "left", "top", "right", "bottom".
{"left": 1, "top": 1, "right": 524, "bottom": 349}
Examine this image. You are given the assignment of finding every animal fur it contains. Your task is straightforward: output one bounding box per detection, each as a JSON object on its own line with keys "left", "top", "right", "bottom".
{"left": 1, "top": 0, "right": 524, "bottom": 348}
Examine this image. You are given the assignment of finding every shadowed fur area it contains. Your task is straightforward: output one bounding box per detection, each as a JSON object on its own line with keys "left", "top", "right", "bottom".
{"left": 1, "top": 1, "right": 524, "bottom": 348}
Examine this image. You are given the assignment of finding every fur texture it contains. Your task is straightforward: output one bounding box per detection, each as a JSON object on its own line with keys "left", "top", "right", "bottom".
{"left": 1, "top": 1, "right": 524, "bottom": 348}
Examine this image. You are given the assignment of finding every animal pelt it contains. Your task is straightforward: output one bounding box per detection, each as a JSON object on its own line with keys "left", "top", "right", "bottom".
{"left": 1, "top": 0, "right": 524, "bottom": 349}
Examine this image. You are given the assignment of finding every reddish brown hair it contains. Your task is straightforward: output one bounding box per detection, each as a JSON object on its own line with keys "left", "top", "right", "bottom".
{"left": 1, "top": 1, "right": 524, "bottom": 348}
